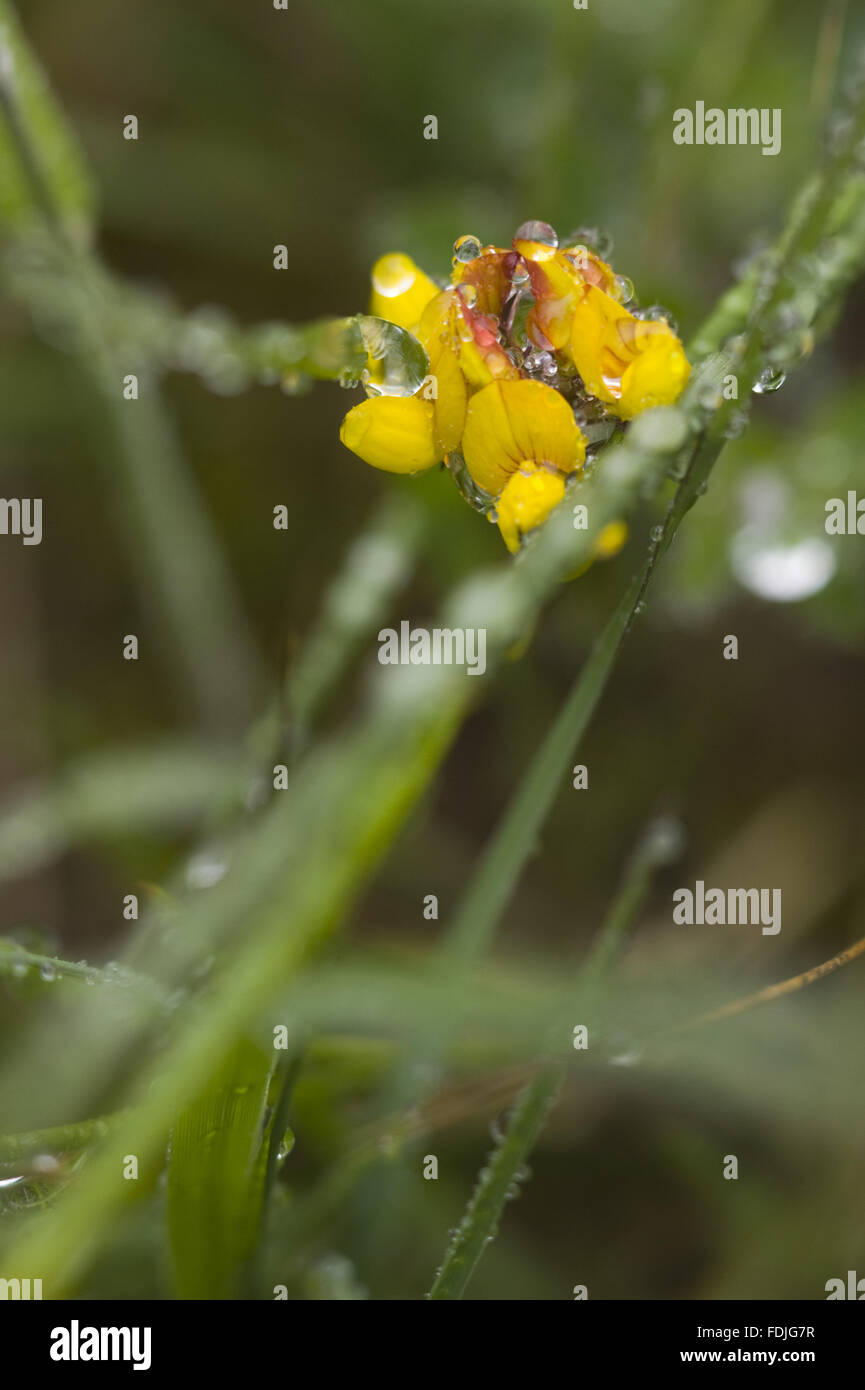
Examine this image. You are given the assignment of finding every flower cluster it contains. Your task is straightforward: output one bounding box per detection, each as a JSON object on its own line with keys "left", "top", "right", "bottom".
{"left": 340, "top": 221, "right": 690, "bottom": 553}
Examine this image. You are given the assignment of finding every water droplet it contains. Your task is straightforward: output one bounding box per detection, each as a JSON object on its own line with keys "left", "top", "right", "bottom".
{"left": 752, "top": 366, "right": 787, "bottom": 395}
{"left": 11, "top": 960, "right": 28, "bottom": 979}
{"left": 511, "top": 264, "right": 530, "bottom": 287}
{"left": 30, "top": 1152, "right": 61, "bottom": 1175}
{"left": 650, "top": 524, "right": 664, "bottom": 542}
{"left": 357, "top": 315, "right": 429, "bottom": 397}
{"left": 39, "top": 962, "right": 56, "bottom": 982}
{"left": 724, "top": 408, "right": 749, "bottom": 440}
{"left": 697, "top": 381, "right": 723, "bottom": 411}
{"left": 565, "top": 226, "right": 613, "bottom": 260}
{"left": 634, "top": 600, "right": 647, "bottom": 617}
{"left": 609, "top": 1049, "right": 643, "bottom": 1068}
{"left": 191, "top": 953, "right": 216, "bottom": 981}
{"left": 731, "top": 530, "right": 836, "bottom": 603}
{"left": 280, "top": 369, "right": 311, "bottom": 396}
{"left": 459, "top": 283, "right": 478, "bottom": 309}
{"left": 185, "top": 850, "right": 228, "bottom": 891}
{"left": 636, "top": 304, "right": 678, "bottom": 335}
{"left": 614, "top": 274, "right": 635, "bottom": 304}
{"left": 277, "top": 1127, "right": 296, "bottom": 1163}
{"left": 453, "top": 234, "right": 482, "bottom": 264}
{"left": 514, "top": 219, "right": 558, "bottom": 247}
{"left": 642, "top": 815, "right": 687, "bottom": 865}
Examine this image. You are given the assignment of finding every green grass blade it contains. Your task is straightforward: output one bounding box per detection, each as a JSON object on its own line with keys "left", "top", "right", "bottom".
{"left": 0, "top": 0, "right": 93, "bottom": 241}
{"left": 167, "top": 1039, "right": 276, "bottom": 1299}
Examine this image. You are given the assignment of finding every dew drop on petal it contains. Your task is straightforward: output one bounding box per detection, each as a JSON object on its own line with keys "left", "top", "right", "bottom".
{"left": 635, "top": 304, "right": 678, "bottom": 334}
{"left": 453, "top": 234, "right": 482, "bottom": 264}
{"left": 614, "top": 274, "right": 635, "bottom": 304}
{"left": 565, "top": 226, "right": 613, "bottom": 259}
{"left": 514, "top": 219, "right": 558, "bottom": 248}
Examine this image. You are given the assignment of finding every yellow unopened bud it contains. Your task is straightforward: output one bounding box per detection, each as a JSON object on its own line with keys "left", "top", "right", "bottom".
{"left": 369, "top": 253, "right": 439, "bottom": 332}
{"left": 339, "top": 394, "right": 440, "bottom": 473}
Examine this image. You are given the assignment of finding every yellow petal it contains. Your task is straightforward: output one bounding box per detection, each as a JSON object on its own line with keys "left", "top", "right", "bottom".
{"left": 569, "top": 287, "right": 690, "bottom": 417}
{"left": 461, "top": 379, "right": 586, "bottom": 495}
{"left": 496, "top": 467, "right": 566, "bottom": 553}
{"left": 426, "top": 338, "right": 467, "bottom": 455}
{"left": 617, "top": 330, "right": 691, "bottom": 418}
{"left": 339, "top": 394, "right": 439, "bottom": 473}
{"left": 568, "top": 286, "right": 632, "bottom": 405}
{"left": 418, "top": 291, "right": 468, "bottom": 454}
{"left": 369, "top": 253, "right": 439, "bottom": 332}
{"left": 514, "top": 240, "right": 583, "bottom": 349}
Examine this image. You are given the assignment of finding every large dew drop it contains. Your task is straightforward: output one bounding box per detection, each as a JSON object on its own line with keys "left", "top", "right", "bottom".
{"left": 514, "top": 219, "right": 558, "bottom": 248}
{"left": 565, "top": 226, "right": 613, "bottom": 259}
{"left": 453, "top": 234, "right": 482, "bottom": 264}
{"left": 355, "top": 315, "right": 430, "bottom": 397}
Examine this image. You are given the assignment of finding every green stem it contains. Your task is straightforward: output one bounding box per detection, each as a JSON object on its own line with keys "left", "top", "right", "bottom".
{"left": 427, "top": 1069, "right": 560, "bottom": 1301}
{"left": 427, "top": 816, "right": 676, "bottom": 1299}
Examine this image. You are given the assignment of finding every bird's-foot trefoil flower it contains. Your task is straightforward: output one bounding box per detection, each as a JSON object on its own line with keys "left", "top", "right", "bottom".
{"left": 339, "top": 220, "right": 690, "bottom": 555}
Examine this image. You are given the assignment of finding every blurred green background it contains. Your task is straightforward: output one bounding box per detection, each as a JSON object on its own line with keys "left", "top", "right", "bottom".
{"left": 2, "top": 0, "right": 865, "bottom": 1299}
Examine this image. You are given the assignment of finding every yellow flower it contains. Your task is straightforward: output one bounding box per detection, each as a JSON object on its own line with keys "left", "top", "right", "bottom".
{"left": 461, "top": 379, "right": 586, "bottom": 551}
{"left": 338, "top": 225, "right": 690, "bottom": 556}
{"left": 568, "top": 287, "right": 690, "bottom": 419}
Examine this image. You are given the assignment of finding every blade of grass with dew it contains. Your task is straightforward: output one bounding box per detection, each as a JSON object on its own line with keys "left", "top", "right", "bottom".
{"left": 0, "top": 742, "right": 251, "bottom": 882}
{"left": 0, "top": 0, "right": 92, "bottom": 241}
{"left": 166, "top": 1038, "right": 276, "bottom": 1299}
{"left": 426, "top": 820, "right": 683, "bottom": 1300}
{"left": 281, "top": 491, "right": 427, "bottom": 753}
